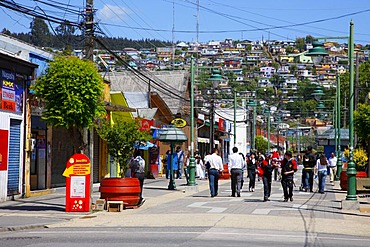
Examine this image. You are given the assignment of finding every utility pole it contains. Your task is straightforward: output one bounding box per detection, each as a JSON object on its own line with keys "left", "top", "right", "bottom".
{"left": 85, "top": 0, "right": 94, "bottom": 211}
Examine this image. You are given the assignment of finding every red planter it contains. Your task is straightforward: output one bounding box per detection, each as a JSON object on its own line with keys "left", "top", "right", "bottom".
{"left": 340, "top": 170, "right": 368, "bottom": 190}
{"left": 99, "top": 178, "right": 141, "bottom": 208}
{"left": 219, "top": 164, "right": 230, "bottom": 180}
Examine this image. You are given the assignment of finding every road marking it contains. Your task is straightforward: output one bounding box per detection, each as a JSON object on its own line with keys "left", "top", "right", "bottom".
{"left": 252, "top": 204, "right": 308, "bottom": 215}
{"left": 187, "top": 202, "right": 227, "bottom": 213}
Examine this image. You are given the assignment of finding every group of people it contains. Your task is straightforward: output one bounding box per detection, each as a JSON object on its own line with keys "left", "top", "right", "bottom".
{"left": 129, "top": 145, "right": 335, "bottom": 207}
{"left": 205, "top": 147, "right": 300, "bottom": 202}
{"left": 164, "top": 146, "right": 207, "bottom": 180}
{"left": 300, "top": 146, "right": 337, "bottom": 194}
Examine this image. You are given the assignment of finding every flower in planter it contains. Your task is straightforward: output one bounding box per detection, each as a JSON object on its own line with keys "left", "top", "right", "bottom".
{"left": 343, "top": 146, "right": 368, "bottom": 171}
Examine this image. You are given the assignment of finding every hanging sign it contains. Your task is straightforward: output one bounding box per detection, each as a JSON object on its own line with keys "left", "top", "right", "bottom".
{"left": 171, "top": 118, "right": 187, "bottom": 128}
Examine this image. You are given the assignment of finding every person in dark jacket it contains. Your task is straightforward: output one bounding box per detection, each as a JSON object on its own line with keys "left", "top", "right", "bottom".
{"left": 261, "top": 153, "right": 275, "bottom": 201}
{"left": 247, "top": 152, "right": 257, "bottom": 192}
{"left": 281, "top": 151, "right": 296, "bottom": 202}
{"left": 302, "top": 146, "right": 316, "bottom": 192}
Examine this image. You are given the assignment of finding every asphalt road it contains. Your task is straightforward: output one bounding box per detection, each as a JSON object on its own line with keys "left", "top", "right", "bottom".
{"left": 1, "top": 227, "right": 370, "bottom": 247}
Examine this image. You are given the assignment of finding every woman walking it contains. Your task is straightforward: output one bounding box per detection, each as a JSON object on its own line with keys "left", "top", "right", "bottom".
{"left": 315, "top": 153, "right": 328, "bottom": 194}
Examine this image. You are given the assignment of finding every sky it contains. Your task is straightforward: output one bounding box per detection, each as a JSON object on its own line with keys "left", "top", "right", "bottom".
{"left": 1, "top": 0, "right": 370, "bottom": 44}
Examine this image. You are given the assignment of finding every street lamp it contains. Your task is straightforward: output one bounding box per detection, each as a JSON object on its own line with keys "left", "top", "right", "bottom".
{"left": 188, "top": 57, "right": 196, "bottom": 186}
{"left": 306, "top": 41, "right": 328, "bottom": 65}
{"left": 335, "top": 74, "right": 343, "bottom": 181}
{"left": 305, "top": 23, "right": 357, "bottom": 203}
{"left": 346, "top": 21, "right": 357, "bottom": 201}
{"left": 158, "top": 127, "right": 187, "bottom": 190}
{"left": 247, "top": 98, "right": 257, "bottom": 151}
{"left": 264, "top": 108, "right": 271, "bottom": 152}
{"left": 312, "top": 86, "right": 326, "bottom": 120}
{"left": 208, "top": 69, "right": 223, "bottom": 152}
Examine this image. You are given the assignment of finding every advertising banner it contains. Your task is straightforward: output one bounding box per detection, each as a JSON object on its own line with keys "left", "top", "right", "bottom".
{"left": 63, "top": 153, "right": 91, "bottom": 212}
{"left": 0, "top": 70, "right": 23, "bottom": 113}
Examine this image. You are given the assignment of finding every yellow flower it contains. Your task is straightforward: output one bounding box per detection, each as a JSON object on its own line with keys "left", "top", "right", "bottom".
{"left": 343, "top": 146, "right": 368, "bottom": 171}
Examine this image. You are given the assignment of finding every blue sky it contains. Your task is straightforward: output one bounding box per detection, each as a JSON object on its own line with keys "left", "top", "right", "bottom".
{"left": 1, "top": 0, "right": 370, "bottom": 44}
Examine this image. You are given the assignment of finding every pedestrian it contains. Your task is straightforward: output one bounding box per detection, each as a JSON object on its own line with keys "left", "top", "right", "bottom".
{"left": 204, "top": 151, "right": 212, "bottom": 179}
{"left": 129, "top": 149, "right": 146, "bottom": 206}
{"left": 302, "top": 146, "right": 316, "bottom": 192}
{"left": 272, "top": 151, "right": 281, "bottom": 181}
{"left": 166, "top": 149, "right": 178, "bottom": 179}
{"left": 207, "top": 148, "right": 224, "bottom": 197}
{"left": 281, "top": 151, "right": 297, "bottom": 202}
{"left": 164, "top": 150, "right": 170, "bottom": 179}
{"left": 261, "top": 153, "right": 275, "bottom": 201}
{"left": 239, "top": 152, "right": 246, "bottom": 189}
{"left": 247, "top": 152, "right": 257, "bottom": 192}
{"left": 315, "top": 153, "right": 328, "bottom": 194}
{"left": 175, "top": 146, "right": 185, "bottom": 179}
{"left": 195, "top": 154, "right": 205, "bottom": 179}
{"left": 228, "top": 147, "right": 244, "bottom": 197}
{"left": 328, "top": 152, "right": 337, "bottom": 183}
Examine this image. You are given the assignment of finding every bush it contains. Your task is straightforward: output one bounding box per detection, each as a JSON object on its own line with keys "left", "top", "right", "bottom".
{"left": 343, "top": 146, "right": 368, "bottom": 171}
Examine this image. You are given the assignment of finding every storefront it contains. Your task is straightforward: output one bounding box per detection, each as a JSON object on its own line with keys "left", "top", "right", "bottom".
{"left": 0, "top": 53, "right": 37, "bottom": 201}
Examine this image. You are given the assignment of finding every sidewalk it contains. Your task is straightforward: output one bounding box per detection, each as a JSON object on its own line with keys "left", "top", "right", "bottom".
{"left": 1, "top": 175, "right": 370, "bottom": 235}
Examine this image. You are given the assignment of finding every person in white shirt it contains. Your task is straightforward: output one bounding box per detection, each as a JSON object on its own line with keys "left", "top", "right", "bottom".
{"left": 208, "top": 148, "right": 224, "bottom": 197}
{"left": 315, "top": 153, "right": 328, "bottom": 194}
{"left": 328, "top": 152, "right": 337, "bottom": 182}
{"left": 228, "top": 147, "right": 244, "bottom": 197}
{"left": 195, "top": 154, "right": 205, "bottom": 179}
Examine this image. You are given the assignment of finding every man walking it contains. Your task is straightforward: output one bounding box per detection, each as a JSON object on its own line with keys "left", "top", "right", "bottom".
{"left": 228, "top": 147, "right": 245, "bottom": 197}
{"left": 281, "top": 151, "right": 296, "bottom": 202}
{"left": 129, "top": 150, "right": 146, "bottom": 206}
{"left": 303, "top": 146, "right": 316, "bottom": 192}
{"left": 208, "top": 148, "right": 224, "bottom": 197}
{"left": 328, "top": 152, "right": 337, "bottom": 182}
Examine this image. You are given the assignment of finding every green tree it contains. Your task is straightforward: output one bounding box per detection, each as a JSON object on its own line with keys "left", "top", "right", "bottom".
{"left": 295, "top": 37, "right": 305, "bottom": 52}
{"left": 30, "top": 17, "right": 51, "bottom": 47}
{"left": 255, "top": 135, "right": 268, "bottom": 154}
{"left": 56, "top": 20, "right": 76, "bottom": 51}
{"left": 354, "top": 103, "right": 370, "bottom": 169}
{"left": 97, "top": 119, "right": 151, "bottom": 177}
{"left": 33, "top": 56, "right": 105, "bottom": 141}
{"left": 305, "top": 35, "right": 315, "bottom": 44}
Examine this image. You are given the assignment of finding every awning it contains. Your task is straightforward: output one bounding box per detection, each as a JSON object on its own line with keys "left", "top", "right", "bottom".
{"left": 134, "top": 141, "right": 157, "bottom": 150}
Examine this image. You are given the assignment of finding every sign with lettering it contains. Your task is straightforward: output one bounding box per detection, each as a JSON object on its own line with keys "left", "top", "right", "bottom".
{"left": 64, "top": 153, "right": 91, "bottom": 212}
{"left": 0, "top": 69, "right": 24, "bottom": 113}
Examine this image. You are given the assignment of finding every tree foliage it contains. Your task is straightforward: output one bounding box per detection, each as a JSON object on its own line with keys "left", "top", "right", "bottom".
{"left": 96, "top": 119, "right": 152, "bottom": 177}
{"left": 354, "top": 103, "right": 370, "bottom": 148}
{"left": 255, "top": 135, "right": 268, "bottom": 154}
{"left": 33, "top": 56, "right": 105, "bottom": 130}
{"left": 30, "top": 17, "right": 51, "bottom": 47}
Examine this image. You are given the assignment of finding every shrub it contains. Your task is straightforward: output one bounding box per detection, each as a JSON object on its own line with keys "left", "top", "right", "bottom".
{"left": 343, "top": 146, "right": 368, "bottom": 171}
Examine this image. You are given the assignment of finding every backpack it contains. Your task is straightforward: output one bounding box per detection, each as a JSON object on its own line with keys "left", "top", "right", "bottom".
{"left": 131, "top": 157, "right": 144, "bottom": 173}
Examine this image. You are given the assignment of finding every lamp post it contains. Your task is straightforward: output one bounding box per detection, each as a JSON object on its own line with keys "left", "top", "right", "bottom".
{"left": 346, "top": 21, "right": 357, "bottom": 201}
{"left": 247, "top": 98, "right": 257, "bottom": 151}
{"left": 208, "top": 69, "right": 222, "bottom": 152}
{"left": 264, "top": 108, "right": 271, "bottom": 152}
{"left": 158, "top": 127, "right": 188, "bottom": 190}
{"left": 335, "top": 74, "right": 343, "bottom": 181}
{"left": 188, "top": 57, "right": 196, "bottom": 186}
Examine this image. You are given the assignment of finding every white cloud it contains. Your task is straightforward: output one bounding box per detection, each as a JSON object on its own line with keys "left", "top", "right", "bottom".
{"left": 97, "top": 4, "right": 128, "bottom": 23}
